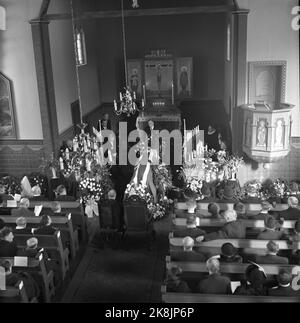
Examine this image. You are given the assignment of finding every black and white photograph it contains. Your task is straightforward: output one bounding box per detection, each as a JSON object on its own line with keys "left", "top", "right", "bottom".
{"left": 0, "top": 0, "right": 300, "bottom": 308}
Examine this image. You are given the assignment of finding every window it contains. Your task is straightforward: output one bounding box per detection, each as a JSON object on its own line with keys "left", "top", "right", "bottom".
{"left": 0, "top": 6, "right": 6, "bottom": 31}
{"left": 226, "top": 21, "right": 231, "bottom": 61}
{"left": 75, "top": 27, "right": 87, "bottom": 66}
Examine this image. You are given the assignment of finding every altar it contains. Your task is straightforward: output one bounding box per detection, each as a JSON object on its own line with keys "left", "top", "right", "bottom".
{"left": 127, "top": 50, "right": 189, "bottom": 132}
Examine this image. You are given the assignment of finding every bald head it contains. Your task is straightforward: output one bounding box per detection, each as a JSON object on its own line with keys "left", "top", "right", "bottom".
{"left": 182, "top": 236, "right": 194, "bottom": 251}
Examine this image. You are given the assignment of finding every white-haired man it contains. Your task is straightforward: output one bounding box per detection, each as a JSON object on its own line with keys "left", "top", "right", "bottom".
{"left": 279, "top": 197, "right": 300, "bottom": 220}
{"left": 201, "top": 210, "right": 246, "bottom": 241}
{"left": 13, "top": 217, "right": 32, "bottom": 234}
{"left": 172, "top": 236, "right": 206, "bottom": 262}
{"left": 11, "top": 198, "right": 34, "bottom": 217}
{"left": 197, "top": 258, "right": 232, "bottom": 294}
{"left": 30, "top": 185, "right": 47, "bottom": 201}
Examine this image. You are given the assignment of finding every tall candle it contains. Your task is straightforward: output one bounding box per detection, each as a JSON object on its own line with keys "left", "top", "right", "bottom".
{"left": 83, "top": 139, "right": 88, "bottom": 153}
{"left": 59, "top": 157, "right": 64, "bottom": 170}
{"left": 143, "top": 85, "right": 146, "bottom": 104}
{"left": 142, "top": 99, "right": 145, "bottom": 107}
{"left": 171, "top": 82, "right": 174, "bottom": 105}
{"left": 86, "top": 158, "right": 91, "bottom": 172}
{"left": 65, "top": 148, "right": 69, "bottom": 160}
{"left": 119, "top": 92, "right": 122, "bottom": 101}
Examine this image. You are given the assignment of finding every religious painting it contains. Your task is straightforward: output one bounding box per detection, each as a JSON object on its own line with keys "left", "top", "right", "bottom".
{"left": 0, "top": 72, "right": 17, "bottom": 139}
{"left": 256, "top": 118, "right": 267, "bottom": 147}
{"left": 176, "top": 57, "right": 193, "bottom": 98}
{"left": 144, "top": 59, "right": 174, "bottom": 98}
{"left": 274, "top": 118, "right": 285, "bottom": 147}
{"left": 127, "top": 60, "right": 143, "bottom": 97}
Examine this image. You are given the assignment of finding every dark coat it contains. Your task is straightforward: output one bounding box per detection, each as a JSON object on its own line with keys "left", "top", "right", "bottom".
{"left": 279, "top": 207, "right": 300, "bottom": 220}
{"left": 219, "top": 254, "right": 243, "bottom": 263}
{"left": 0, "top": 194, "right": 14, "bottom": 201}
{"left": 29, "top": 196, "right": 49, "bottom": 202}
{"left": 172, "top": 250, "right": 206, "bottom": 262}
{"left": 11, "top": 208, "right": 35, "bottom": 218}
{"left": 55, "top": 195, "right": 76, "bottom": 202}
{"left": 13, "top": 228, "right": 33, "bottom": 235}
{"left": 34, "top": 225, "right": 56, "bottom": 235}
{"left": 0, "top": 240, "right": 18, "bottom": 257}
{"left": 255, "top": 254, "right": 289, "bottom": 264}
{"left": 234, "top": 284, "right": 267, "bottom": 296}
{"left": 268, "top": 285, "right": 300, "bottom": 297}
{"left": 257, "top": 229, "right": 284, "bottom": 240}
{"left": 198, "top": 273, "right": 232, "bottom": 294}
{"left": 204, "top": 220, "right": 246, "bottom": 241}
{"left": 167, "top": 280, "right": 191, "bottom": 293}
{"left": 0, "top": 207, "right": 11, "bottom": 215}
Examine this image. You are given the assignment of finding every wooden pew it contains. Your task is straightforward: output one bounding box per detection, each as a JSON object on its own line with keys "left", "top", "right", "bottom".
{"left": 0, "top": 253, "right": 55, "bottom": 303}
{"left": 0, "top": 280, "right": 37, "bottom": 303}
{"left": 161, "top": 285, "right": 300, "bottom": 303}
{"left": 169, "top": 233, "right": 300, "bottom": 255}
{"left": 1, "top": 214, "right": 79, "bottom": 260}
{"left": 172, "top": 217, "right": 296, "bottom": 229}
{"left": 5, "top": 200, "right": 87, "bottom": 242}
{"left": 175, "top": 202, "right": 289, "bottom": 212}
{"left": 165, "top": 255, "right": 300, "bottom": 275}
{"left": 13, "top": 231, "right": 69, "bottom": 282}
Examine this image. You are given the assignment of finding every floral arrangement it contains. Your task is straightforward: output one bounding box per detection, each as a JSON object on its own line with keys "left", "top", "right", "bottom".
{"left": 152, "top": 164, "right": 173, "bottom": 198}
{"left": 0, "top": 176, "right": 22, "bottom": 195}
{"left": 147, "top": 202, "right": 166, "bottom": 220}
{"left": 124, "top": 182, "right": 152, "bottom": 204}
{"left": 39, "top": 153, "right": 59, "bottom": 174}
{"left": 28, "top": 173, "right": 48, "bottom": 196}
{"left": 269, "top": 178, "right": 288, "bottom": 198}
{"left": 242, "top": 179, "right": 263, "bottom": 199}
{"left": 79, "top": 176, "right": 104, "bottom": 203}
{"left": 186, "top": 178, "right": 203, "bottom": 196}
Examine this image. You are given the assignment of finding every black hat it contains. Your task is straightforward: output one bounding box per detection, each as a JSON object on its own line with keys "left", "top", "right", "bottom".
{"left": 295, "top": 220, "right": 300, "bottom": 234}
{"left": 221, "top": 243, "right": 237, "bottom": 257}
{"left": 246, "top": 263, "right": 267, "bottom": 286}
{"left": 278, "top": 270, "right": 292, "bottom": 286}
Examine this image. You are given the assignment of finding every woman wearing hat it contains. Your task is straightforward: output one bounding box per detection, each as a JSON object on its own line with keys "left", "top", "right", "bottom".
{"left": 234, "top": 264, "right": 268, "bottom": 296}
{"left": 220, "top": 243, "right": 243, "bottom": 263}
{"left": 166, "top": 266, "right": 191, "bottom": 293}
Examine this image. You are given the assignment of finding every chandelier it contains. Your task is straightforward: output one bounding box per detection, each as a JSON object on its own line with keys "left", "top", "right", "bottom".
{"left": 113, "top": 0, "right": 142, "bottom": 117}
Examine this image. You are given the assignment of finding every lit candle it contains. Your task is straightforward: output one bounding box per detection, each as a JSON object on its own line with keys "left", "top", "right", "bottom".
{"left": 59, "top": 157, "right": 64, "bottom": 170}
{"left": 83, "top": 139, "right": 88, "bottom": 153}
{"left": 133, "top": 92, "right": 136, "bottom": 100}
{"left": 65, "top": 148, "right": 69, "bottom": 160}
{"left": 119, "top": 92, "right": 122, "bottom": 101}
{"left": 143, "top": 85, "right": 146, "bottom": 104}
{"left": 142, "top": 99, "right": 145, "bottom": 107}
{"left": 114, "top": 100, "right": 117, "bottom": 110}
{"left": 73, "top": 138, "right": 77, "bottom": 151}
{"left": 86, "top": 158, "right": 91, "bottom": 172}
{"left": 171, "top": 82, "right": 174, "bottom": 105}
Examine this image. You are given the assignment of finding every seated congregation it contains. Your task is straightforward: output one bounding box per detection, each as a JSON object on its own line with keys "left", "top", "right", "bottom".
{"left": 164, "top": 196, "right": 300, "bottom": 302}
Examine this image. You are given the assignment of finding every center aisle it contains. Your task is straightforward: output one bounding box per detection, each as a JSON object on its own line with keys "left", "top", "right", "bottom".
{"left": 61, "top": 215, "right": 172, "bottom": 303}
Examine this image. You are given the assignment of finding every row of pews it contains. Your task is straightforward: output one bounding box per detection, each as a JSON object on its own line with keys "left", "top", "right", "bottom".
{"left": 162, "top": 201, "right": 300, "bottom": 303}
{"left": 0, "top": 200, "right": 88, "bottom": 303}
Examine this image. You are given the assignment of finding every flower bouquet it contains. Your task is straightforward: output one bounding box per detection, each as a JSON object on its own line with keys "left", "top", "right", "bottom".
{"left": 0, "top": 176, "right": 21, "bottom": 196}
{"left": 242, "top": 179, "right": 263, "bottom": 199}
{"left": 28, "top": 173, "right": 48, "bottom": 196}
{"left": 79, "top": 176, "right": 103, "bottom": 203}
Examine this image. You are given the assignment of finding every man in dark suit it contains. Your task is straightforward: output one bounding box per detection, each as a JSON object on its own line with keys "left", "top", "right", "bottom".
{"left": 256, "top": 216, "right": 286, "bottom": 240}
{"left": 172, "top": 236, "right": 206, "bottom": 262}
{"left": 255, "top": 240, "right": 289, "bottom": 264}
{"left": 13, "top": 217, "right": 32, "bottom": 235}
{"left": 0, "top": 227, "right": 18, "bottom": 257}
{"left": 34, "top": 215, "right": 56, "bottom": 235}
{"left": 173, "top": 214, "right": 206, "bottom": 238}
{"left": 197, "top": 258, "right": 232, "bottom": 294}
{"left": 11, "top": 198, "right": 35, "bottom": 217}
{"left": 0, "top": 195, "right": 12, "bottom": 215}
{"left": 54, "top": 185, "right": 76, "bottom": 202}
{"left": 249, "top": 201, "right": 273, "bottom": 220}
{"left": 279, "top": 197, "right": 300, "bottom": 220}
{"left": 268, "top": 270, "right": 300, "bottom": 296}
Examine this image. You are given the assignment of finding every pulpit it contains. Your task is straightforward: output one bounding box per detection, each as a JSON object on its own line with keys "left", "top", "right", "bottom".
{"left": 241, "top": 61, "right": 294, "bottom": 164}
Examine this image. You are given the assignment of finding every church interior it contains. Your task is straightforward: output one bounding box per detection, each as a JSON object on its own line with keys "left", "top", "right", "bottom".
{"left": 0, "top": 0, "right": 300, "bottom": 304}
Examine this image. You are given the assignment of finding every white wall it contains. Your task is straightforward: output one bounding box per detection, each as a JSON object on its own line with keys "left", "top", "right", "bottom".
{"left": 48, "top": 0, "right": 101, "bottom": 133}
{"left": 238, "top": 0, "right": 300, "bottom": 136}
{"left": 0, "top": 0, "right": 43, "bottom": 139}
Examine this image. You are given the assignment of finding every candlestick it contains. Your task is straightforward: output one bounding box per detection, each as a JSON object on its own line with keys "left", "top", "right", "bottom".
{"left": 65, "top": 148, "right": 69, "bottom": 160}
{"left": 143, "top": 85, "right": 146, "bottom": 105}
{"left": 171, "top": 82, "right": 174, "bottom": 105}
{"left": 86, "top": 158, "right": 91, "bottom": 172}
{"left": 59, "top": 157, "right": 64, "bottom": 170}
{"left": 83, "top": 139, "right": 88, "bottom": 153}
